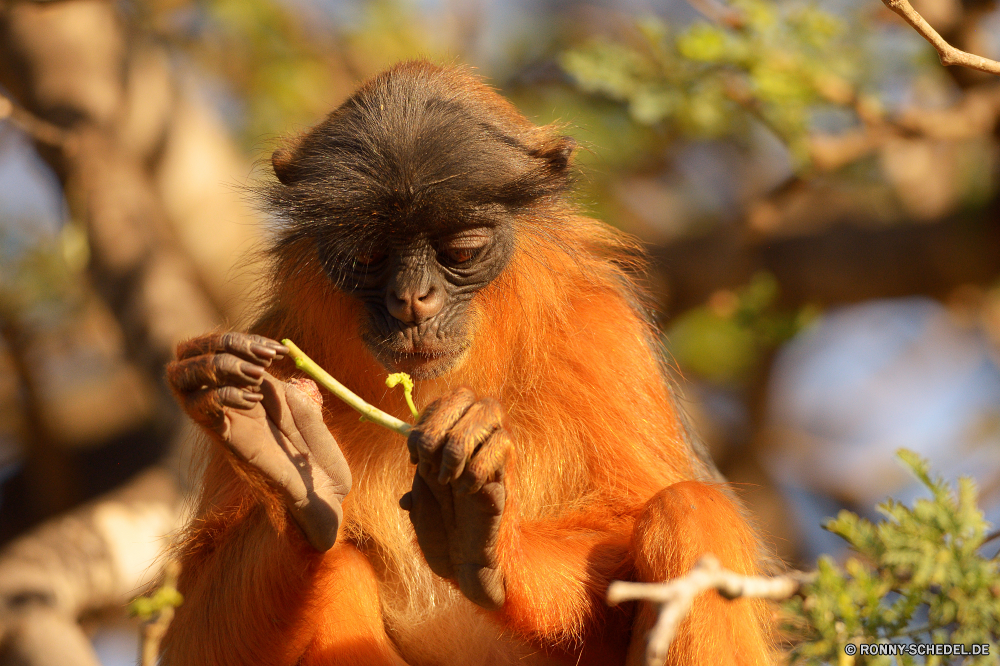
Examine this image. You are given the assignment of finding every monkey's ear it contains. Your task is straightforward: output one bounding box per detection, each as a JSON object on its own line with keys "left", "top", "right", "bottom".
{"left": 271, "top": 146, "right": 298, "bottom": 185}
{"left": 535, "top": 135, "right": 576, "bottom": 173}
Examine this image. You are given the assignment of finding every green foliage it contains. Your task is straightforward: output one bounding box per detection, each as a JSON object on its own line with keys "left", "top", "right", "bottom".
{"left": 339, "top": 0, "right": 455, "bottom": 74}
{"left": 147, "top": 0, "right": 342, "bottom": 145}
{"left": 128, "top": 583, "right": 183, "bottom": 621}
{"left": 784, "top": 451, "right": 1000, "bottom": 665}
{"left": 560, "top": 0, "right": 863, "bottom": 169}
{"left": 664, "top": 271, "right": 816, "bottom": 385}
{"left": 0, "top": 223, "right": 88, "bottom": 319}
{"left": 149, "top": 0, "right": 455, "bottom": 146}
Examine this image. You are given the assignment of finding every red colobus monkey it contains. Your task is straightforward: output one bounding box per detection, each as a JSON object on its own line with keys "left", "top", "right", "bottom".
{"left": 164, "top": 60, "right": 773, "bottom": 666}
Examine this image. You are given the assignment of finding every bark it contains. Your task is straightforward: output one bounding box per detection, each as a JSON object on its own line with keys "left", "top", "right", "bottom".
{"left": 655, "top": 214, "right": 1000, "bottom": 319}
{"left": 0, "top": 467, "right": 184, "bottom": 665}
{"left": 0, "top": 2, "right": 263, "bottom": 662}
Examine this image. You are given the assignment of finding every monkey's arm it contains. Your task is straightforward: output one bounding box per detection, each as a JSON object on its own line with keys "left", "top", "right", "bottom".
{"left": 493, "top": 511, "right": 636, "bottom": 648}
{"left": 401, "top": 388, "right": 634, "bottom": 647}
{"left": 164, "top": 462, "right": 409, "bottom": 666}
{"left": 501, "top": 486, "right": 772, "bottom": 665}
{"left": 403, "top": 387, "right": 771, "bottom": 661}
{"left": 162, "top": 333, "right": 355, "bottom": 664}
{"left": 162, "top": 474, "right": 328, "bottom": 665}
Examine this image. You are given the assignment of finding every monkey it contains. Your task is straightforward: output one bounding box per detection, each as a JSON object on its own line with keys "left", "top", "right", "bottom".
{"left": 162, "top": 60, "right": 774, "bottom": 666}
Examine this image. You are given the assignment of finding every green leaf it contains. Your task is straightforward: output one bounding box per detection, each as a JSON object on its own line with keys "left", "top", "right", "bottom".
{"left": 676, "top": 24, "right": 731, "bottom": 63}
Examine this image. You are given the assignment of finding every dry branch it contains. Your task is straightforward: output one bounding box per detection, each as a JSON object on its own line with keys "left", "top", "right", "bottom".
{"left": 0, "top": 91, "right": 74, "bottom": 149}
{"left": 683, "top": 0, "right": 746, "bottom": 30}
{"left": 608, "top": 555, "right": 815, "bottom": 666}
{"left": 881, "top": 0, "right": 1000, "bottom": 75}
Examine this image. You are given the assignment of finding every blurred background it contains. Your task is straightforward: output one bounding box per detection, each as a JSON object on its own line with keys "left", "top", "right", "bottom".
{"left": 0, "top": 0, "right": 998, "bottom": 662}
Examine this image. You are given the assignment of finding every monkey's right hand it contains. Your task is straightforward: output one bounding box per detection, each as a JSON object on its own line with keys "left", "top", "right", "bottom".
{"left": 166, "top": 332, "right": 352, "bottom": 552}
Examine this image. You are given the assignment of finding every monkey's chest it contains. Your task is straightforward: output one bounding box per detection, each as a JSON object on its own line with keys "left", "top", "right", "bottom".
{"left": 374, "top": 554, "right": 560, "bottom": 666}
{"left": 340, "top": 455, "right": 565, "bottom": 665}
{"left": 350, "top": 515, "right": 553, "bottom": 666}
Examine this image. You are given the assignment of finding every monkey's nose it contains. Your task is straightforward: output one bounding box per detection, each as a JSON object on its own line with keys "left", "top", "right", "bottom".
{"left": 386, "top": 285, "right": 444, "bottom": 324}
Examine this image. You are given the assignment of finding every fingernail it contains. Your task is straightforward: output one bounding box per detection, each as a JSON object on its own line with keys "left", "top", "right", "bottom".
{"left": 243, "top": 391, "right": 264, "bottom": 402}
{"left": 250, "top": 344, "right": 276, "bottom": 360}
{"left": 242, "top": 363, "right": 265, "bottom": 380}
{"left": 268, "top": 341, "right": 290, "bottom": 355}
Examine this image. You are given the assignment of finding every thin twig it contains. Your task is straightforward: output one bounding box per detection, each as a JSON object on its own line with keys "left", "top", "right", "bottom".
{"left": 682, "top": 0, "right": 745, "bottom": 30}
{"left": 282, "top": 339, "right": 413, "bottom": 436}
{"left": 0, "top": 91, "right": 74, "bottom": 149}
{"left": 608, "top": 555, "right": 816, "bottom": 666}
{"left": 881, "top": 0, "right": 1000, "bottom": 75}
{"left": 134, "top": 560, "right": 182, "bottom": 666}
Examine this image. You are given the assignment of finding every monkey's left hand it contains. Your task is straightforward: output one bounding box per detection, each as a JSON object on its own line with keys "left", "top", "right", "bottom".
{"left": 399, "top": 387, "right": 513, "bottom": 610}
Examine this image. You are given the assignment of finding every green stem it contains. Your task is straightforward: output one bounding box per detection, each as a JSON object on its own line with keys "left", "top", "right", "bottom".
{"left": 282, "top": 339, "right": 412, "bottom": 436}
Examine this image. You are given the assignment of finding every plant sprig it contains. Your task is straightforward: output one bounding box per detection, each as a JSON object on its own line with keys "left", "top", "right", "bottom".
{"left": 282, "top": 339, "right": 413, "bottom": 436}
{"left": 386, "top": 372, "right": 419, "bottom": 420}
{"left": 129, "top": 560, "right": 182, "bottom": 666}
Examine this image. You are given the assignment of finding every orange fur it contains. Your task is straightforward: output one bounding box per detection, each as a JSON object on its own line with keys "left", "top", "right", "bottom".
{"left": 163, "top": 454, "right": 326, "bottom": 665}
{"left": 164, "top": 62, "right": 774, "bottom": 666}
{"left": 300, "top": 543, "right": 410, "bottom": 666}
{"left": 630, "top": 482, "right": 772, "bottom": 665}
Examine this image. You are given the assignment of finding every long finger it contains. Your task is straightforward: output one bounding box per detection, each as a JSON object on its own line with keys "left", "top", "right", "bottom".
{"left": 283, "top": 379, "right": 352, "bottom": 494}
{"left": 253, "top": 375, "right": 352, "bottom": 496}
{"left": 455, "top": 427, "right": 512, "bottom": 495}
{"left": 257, "top": 374, "right": 318, "bottom": 458}
{"left": 407, "top": 387, "right": 475, "bottom": 473}
{"left": 176, "top": 332, "right": 288, "bottom": 364}
{"left": 225, "top": 413, "right": 310, "bottom": 506}
{"left": 167, "top": 353, "right": 266, "bottom": 394}
{"left": 181, "top": 386, "right": 264, "bottom": 436}
{"left": 403, "top": 474, "right": 455, "bottom": 579}
{"left": 451, "top": 482, "right": 506, "bottom": 610}
{"left": 438, "top": 398, "right": 503, "bottom": 484}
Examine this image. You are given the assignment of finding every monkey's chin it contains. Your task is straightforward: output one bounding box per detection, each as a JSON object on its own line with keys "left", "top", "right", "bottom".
{"left": 377, "top": 347, "right": 469, "bottom": 380}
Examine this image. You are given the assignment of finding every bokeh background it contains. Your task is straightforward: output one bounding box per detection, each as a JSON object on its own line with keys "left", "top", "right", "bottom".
{"left": 0, "top": 0, "right": 998, "bottom": 662}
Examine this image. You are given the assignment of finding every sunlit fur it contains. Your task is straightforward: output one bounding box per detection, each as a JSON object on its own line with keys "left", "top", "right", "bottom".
{"left": 163, "top": 61, "right": 774, "bottom": 666}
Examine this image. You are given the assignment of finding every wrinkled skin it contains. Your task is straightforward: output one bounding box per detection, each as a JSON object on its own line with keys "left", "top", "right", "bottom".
{"left": 167, "top": 332, "right": 512, "bottom": 609}
{"left": 322, "top": 225, "right": 514, "bottom": 381}
{"left": 166, "top": 333, "right": 352, "bottom": 551}
{"left": 402, "top": 387, "right": 512, "bottom": 609}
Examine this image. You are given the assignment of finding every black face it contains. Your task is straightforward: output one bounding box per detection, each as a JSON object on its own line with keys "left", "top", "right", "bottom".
{"left": 319, "top": 224, "right": 513, "bottom": 379}
{"left": 264, "top": 62, "right": 574, "bottom": 379}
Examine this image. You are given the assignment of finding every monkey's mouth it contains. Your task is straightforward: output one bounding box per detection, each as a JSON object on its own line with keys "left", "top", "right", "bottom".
{"left": 363, "top": 340, "right": 469, "bottom": 380}
{"left": 387, "top": 347, "right": 467, "bottom": 379}
{"left": 362, "top": 319, "right": 472, "bottom": 379}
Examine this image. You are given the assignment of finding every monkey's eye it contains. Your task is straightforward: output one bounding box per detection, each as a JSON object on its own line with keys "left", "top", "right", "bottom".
{"left": 353, "top": 250, "right": 386, "bottom": 267}
{"left": 439, "top": 236, "right": 488, "bottom": 266}
{"left": 443, "top": 247, "right": 478, "bottom": 264}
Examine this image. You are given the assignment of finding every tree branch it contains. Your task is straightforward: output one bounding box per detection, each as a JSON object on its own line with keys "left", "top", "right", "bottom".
{"left": 682, "top": 0, "right": 746, "bottom": 30}
{"left": 0, "top": 91, "right": 73, "bottom": 150}
{"left": 607, "top": 555, "right": 815, "bottom": 666}
{"left": 881, "top": 0, "right": 1000, "bottom": 75}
